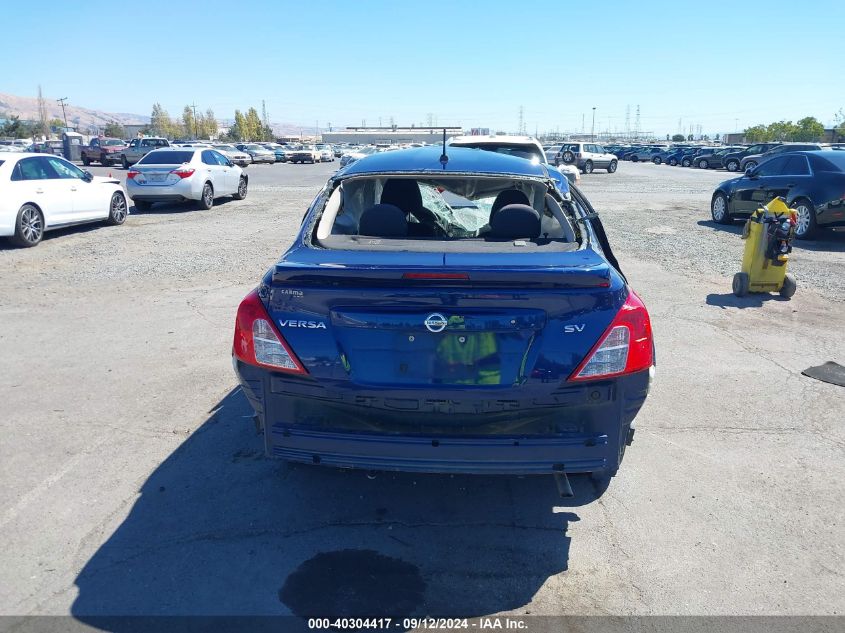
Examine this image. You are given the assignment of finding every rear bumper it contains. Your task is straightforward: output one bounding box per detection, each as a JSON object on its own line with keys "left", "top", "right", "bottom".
{"left": 127, "top": 178, "right": 200, "bottom": 202}
{"left": 268, "top": 429, "right": 610, "bottom": 474}
{"left": 234, "top": 360, "right": 651, "bottom": 475}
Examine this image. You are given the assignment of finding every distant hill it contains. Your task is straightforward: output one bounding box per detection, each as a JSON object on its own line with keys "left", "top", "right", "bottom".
{"left": 0, "top": 92, "right": 322, "bottom": 137}
{"left": 0, "top": 92, "right": 149, "bottom": 131}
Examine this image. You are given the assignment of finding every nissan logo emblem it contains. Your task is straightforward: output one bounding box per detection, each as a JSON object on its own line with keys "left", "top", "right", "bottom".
{"left": 424, "top": 313, "right": 448, "bottom": 333}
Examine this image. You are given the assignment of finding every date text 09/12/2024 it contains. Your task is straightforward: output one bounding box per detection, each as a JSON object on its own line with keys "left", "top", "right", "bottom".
{"left": 308, "top": 617, "right": 528, "bottom": 630}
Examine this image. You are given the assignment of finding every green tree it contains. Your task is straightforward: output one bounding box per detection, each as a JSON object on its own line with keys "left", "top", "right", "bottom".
{"left": 231, "top": 109, "right": 247, "bottom": 141}
{"left": 766, "top": 120, "right": 798, "bottom": 141}
{"left": 47, "top": 117, "right": 64, "bottom": 132}
{"left": 671, "top": 134, "right": 685, "bottom": 142}
{"left": 182, "top": 105, "right": 197, "bottom": 139}
{"left": 687, "top": 134, "right": 693, "bottom": 141}
{"left": 744, "top": 125, "right": 770, "bottom": 142}
{"left": 203, "top": 108, "right": 218, "bottom": 139}
{"left": 835, "top": 109, "right": 845, "bottom": 141}
{"left": 245, "top": 107, "right": 262, "bottom": 141}
{"left": 0, "top": 115, "right": 37, "bottom": 139}
{"left": 714, "top": 133, "right": 720, "bottom": 141}
{"left": 104, "top": 122, "right": 124, "bottom": 137}
{"left": 150, "top": 103, "right": 178, "bottom": 138}
{"left": 793, "top": 116, "right": 824, "bottom": 141}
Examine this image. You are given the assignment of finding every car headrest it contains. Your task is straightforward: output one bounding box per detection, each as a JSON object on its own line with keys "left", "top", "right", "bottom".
{"left": 489, "top": 204, "right": 541, "bottom": 240}
{"left": 490, "top": 189, "right": 530, "bottom": 220}
{"left": 358, "top": 204, "right": 408, "bottom": 238}
{"left": 380, "top": 179, "right": 422, "bottom": 213}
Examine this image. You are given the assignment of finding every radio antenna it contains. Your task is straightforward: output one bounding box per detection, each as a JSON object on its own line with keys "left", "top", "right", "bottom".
{"left": 439, "top": 128, "right": 448, "bottom": 168}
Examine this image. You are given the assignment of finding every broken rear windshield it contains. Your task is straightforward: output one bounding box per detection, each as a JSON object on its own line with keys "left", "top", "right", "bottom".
{"left": 313, "top": 176, "right": 580, "bottom": 253}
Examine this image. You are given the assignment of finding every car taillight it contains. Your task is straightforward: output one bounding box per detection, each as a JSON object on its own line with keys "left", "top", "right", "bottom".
{"left": 126, "top": 170, "right": 139, "bottom": 180}
{"left": 569, "top": 289, "right": 653, "bottom": 381}
{"left": 233, "top": 290, "right": 307, "bottom": 374}
{"left": 171, "top": 168, "right": 195, "bottom": 179}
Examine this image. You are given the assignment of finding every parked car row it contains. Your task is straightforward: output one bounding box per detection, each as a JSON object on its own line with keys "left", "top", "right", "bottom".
{"left": 604, "top": 142, "right": 838, "bottom": 173}
{"left": 0, "top": 145, "right": 251, "bottom": 248}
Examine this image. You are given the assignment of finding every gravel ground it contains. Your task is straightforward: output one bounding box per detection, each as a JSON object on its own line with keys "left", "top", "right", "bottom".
{"left": 577, "top": 161, "right": 845, "bottom": 302}
{"left": 1, "top": 158, "right": 843, "bottom": 621}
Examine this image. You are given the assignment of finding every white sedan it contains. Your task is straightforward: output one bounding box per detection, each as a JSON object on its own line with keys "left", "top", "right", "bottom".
{"left": 0, "top": 153, "right": 127, "bottom": 248}
{"left": 126, "top": 147, "right": 247, "bottom": 211}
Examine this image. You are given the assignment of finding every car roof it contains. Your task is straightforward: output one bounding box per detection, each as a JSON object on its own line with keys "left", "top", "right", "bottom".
{"left": 337, "top": 145, "right": 550, "bottom": 179}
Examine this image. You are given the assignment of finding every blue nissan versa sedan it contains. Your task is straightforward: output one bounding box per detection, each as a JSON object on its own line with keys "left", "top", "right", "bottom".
{"left": 232, "top": 146, "right": 654, "bottom": 485}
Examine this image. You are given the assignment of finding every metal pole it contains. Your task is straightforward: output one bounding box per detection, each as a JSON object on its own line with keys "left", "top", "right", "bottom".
{"left": 591, "top": 107, "right": 596, "bottom": 141}
{"left": 57, "top": 97, "right": 69, "bottom": 129}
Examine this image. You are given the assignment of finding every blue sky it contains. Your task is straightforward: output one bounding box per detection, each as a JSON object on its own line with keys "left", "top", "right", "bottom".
{"left": 1, "top": 0, "right": 843, "bottom": 135}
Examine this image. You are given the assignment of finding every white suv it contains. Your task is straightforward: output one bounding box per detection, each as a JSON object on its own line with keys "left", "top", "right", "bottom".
{"left": 448, "top": 135, "right": 580, "bottom": 184}
{"left": 551, "top": 142, "right": 618, "bottom": 174}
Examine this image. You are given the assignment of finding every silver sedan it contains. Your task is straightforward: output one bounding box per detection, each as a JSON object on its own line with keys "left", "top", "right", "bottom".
{"left": 125, "top": 147, "right": 248, "bottom": 211}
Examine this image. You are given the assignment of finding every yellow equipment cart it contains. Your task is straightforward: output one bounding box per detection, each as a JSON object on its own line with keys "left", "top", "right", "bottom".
{"left": 732, "top": 197, "right": 797, "bottom": 299}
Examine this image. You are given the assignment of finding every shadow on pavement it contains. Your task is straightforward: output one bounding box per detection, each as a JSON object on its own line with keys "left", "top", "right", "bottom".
{"left": 696, "top": 219, "right": 743, "bottom": 236}
{"left": 706, "top": 291, "right": 789, "bottom": 309}
{"left": 72, "top": 387, "right": 606, "bottom": 625}
{"left": 131, "top": 197, "right": 239, "bottom": 215}
{"left": 697, "top": 219, "right": 845, "bottom": 252}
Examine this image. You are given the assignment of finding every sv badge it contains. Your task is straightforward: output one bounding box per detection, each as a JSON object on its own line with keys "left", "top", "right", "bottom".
{"left": 564, "top": 324, "right": 586, "bottom": 333}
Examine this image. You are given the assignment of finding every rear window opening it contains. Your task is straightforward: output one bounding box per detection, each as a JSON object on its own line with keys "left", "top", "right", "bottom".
{"left": 313, "top": 176, "right": 580, "bottom": 253}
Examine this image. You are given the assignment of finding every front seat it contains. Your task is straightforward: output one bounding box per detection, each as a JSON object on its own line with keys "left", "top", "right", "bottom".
{"left": 380, "top": 179, "right": 438, "bottom": 237}
{"left": 358, "top": 204, "right": 408, "bottom": 238}
{"left": 488, "top": 204, "right": 541, "bottom": 240}
{"left": 489, "top": 189, "right": 530, "bottom": 223}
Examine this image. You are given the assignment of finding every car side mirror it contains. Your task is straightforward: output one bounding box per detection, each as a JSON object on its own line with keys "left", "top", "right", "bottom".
{"left": 745, "top": 167, "right": 756, "bottom": 178}
{"left": 227, "top": 160, "right": 234, "bottom": 167}
{"left": 82, "top": 170, "right": 94, "bottom": 182}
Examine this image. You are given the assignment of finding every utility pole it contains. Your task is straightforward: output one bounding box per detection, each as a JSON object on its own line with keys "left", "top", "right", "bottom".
{"left": 581, "top": 113, "right": 585, "bottom": 134}
{"left": 189, "top": 102, "right": 199, "bottom": 138}
{"left": 591, "top": 107, "right": 596, "bottom": 141}
{"left": 37, "top": 85, "right": 48, "bottom": 138}
{"left": 518, "top": 105, "right": 524, "bottom": 135}
{"left": 635, "top": 105, "right": 641, "bottom": 139}
{"left": 625, "top": 104, "right": 631, "bottom": 138}
{"left": 57, "top": 97, "right": 69, "bottom": 130}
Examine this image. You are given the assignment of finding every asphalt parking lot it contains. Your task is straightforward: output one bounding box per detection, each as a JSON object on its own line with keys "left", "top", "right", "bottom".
{"left": 1, "top": 160, "right": 843, "bottom": 621}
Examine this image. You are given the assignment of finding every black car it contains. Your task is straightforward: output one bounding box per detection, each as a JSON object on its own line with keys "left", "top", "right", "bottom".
{"left": 693, "top": 146, "right": 744, "bottom": 169}
{"left": 680, "top": 147, "right": 717, "bottom": 167}
{"left": 721, "top": 143, "right": 782, "bottom": 172}
{"left": 710, "top": 151, "right": 845, "bottom": 239}
{"left": 739, "top": 143, "right": 827, "bottom": 172}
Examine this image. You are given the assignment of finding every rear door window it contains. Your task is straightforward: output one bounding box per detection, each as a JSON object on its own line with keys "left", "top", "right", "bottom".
{"left": 780, "top": 156, "right": 811, "bottom": 176}
{"left": 12, "top": 157, "right": 54, "bottom": 181}
{"left": 755, "top": 156, "right": 787, "bottom": 177}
